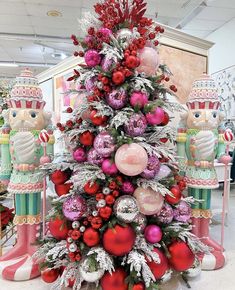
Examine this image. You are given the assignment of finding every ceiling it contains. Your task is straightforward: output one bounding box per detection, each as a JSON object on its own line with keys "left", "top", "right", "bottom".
{"left": 0, "top": 0, "right": 234, "bottom": 78}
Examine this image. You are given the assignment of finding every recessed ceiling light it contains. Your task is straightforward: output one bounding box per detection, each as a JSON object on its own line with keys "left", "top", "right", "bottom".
{"left": 51, "top": 52, "right": 67, "bottom": 60}
{"left": 0, "top": 62, "right": 19, "bottom": 67}
{"left": 47, "top": 10, "right": 62, "bottom": 17}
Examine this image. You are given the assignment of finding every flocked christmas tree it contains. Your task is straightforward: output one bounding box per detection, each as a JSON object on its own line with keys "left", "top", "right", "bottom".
{"left": 35, "top": 0, "right": 207, "bottom": 289}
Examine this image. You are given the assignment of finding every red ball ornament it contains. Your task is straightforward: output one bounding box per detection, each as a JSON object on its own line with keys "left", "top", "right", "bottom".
{"left": 112, "top": 71, "right": 125, "bottom": 85}
{"left": 100, "top": 268, "right": 128, "bottom": 290}
{"left": 99, "top": 206, "right": 112, "bottom": 220}
{"left": 161, "top": 112, "right": 170, "bottom": 126}
{"left": 83, "top": 227, "right": 100, "bottom": 247}
{"left": 103, "top": 224, "right": 136, "bottom": 256}
{"left": 79, "top": 131, "right": 94, "bottom": 146}
{"left": 146, "top": 248, "right": 169, "bottom": 279}
{"left": 165, "top": 185, "right": 182, "bottom": 205}
{"left": 160, "top": 138, "right": 168, "bottom": 143}
{"left": 168, "top": 241, "right": 195, "bottom": 271}
{"left": 125, "top": 55, "right": 138, "bottom": 69}
{"left": 84, "top": 180, "right": 100, "bottom": 195}
{"left": 55, "top": 183, "right": 72, "bottom": 196}
{"left": 177, "top": 180, "right": 186, "bottom": 191}
{"left": 90, "top": 110, "right": 108, "bottom": 126}
{"left": 41, "top": 268, "right": 60, "bottom": 283}
{"left": 48, "top": 217, "right": 69, "bottom": 240}
{"left": 50, "top": 170, "right": 70, "bottom": 185}
{"left": 133, "top": 282, "right": 145, "bottom": 290}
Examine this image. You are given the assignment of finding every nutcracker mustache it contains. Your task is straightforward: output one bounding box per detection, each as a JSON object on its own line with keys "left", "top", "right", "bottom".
{"left": 13, "top": 119, "right": 35, "bottom": 130}
{"left": 192, "top": 119, "right": 214, "bottom": 130}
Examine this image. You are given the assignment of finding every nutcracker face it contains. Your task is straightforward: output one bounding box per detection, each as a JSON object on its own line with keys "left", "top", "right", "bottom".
{"left": 186, "top": 109, "right": 220, "bottom": 130}
{"left": 9, "top": 108, "right": 46, "bottom": 131}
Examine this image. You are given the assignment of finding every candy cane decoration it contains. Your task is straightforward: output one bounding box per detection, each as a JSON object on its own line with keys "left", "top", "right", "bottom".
{"left": 39, "top": 130, "right": 51, "bottom": 238}
{"left": 221, "top": 129, "right": 234, "bottom": 247}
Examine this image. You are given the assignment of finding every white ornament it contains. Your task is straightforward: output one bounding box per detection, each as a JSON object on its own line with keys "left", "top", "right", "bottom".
{"left": 102, "top": 187, "right": 111, "bottom": 195}
{"left": 97, "top": 199, "right": 106, "bottom": 208}
{"left": 72, "top": 221, "right": 80, "bottom": 229}
{"left": 80, "top": 226, "right": 86, "bottom": 233}
{"left": 69, "top": 243, "right": 78, "bottom": 253}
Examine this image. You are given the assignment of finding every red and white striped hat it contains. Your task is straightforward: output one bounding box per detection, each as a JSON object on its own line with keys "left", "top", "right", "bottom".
{"left": 187, "top": 74, "right": 220, "bottom": 110}
{"left": 7, "top": 68, "right": 46, "bottom": 109}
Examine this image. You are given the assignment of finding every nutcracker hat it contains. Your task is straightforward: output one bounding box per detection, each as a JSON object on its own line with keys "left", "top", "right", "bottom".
{"left": 7, "top": 68, "right": 45, "bottom": 109}
{"left": 187, "top": 74, "right": 220, "bottom": 110}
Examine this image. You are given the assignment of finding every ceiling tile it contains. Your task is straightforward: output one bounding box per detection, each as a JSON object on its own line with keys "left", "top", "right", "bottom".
{"left": 195, "top": 6, "right": 235, "bottom": 21}
{"left": 183, "top": 18, "right": 224, "bottom": 30}
{"left": 0, "top": 15, "right": 31, "bottom": 26}
{"left": 182, "top": 28, "right": 213, "bottom": 38}
{"left": 0, "top": 24, "right": 34, "bottom": 34}
{"left": 33, "top": 25, "right": 74, "bottom": 37}
{"left": 206, "top": 0, "right": 235, "bottom": 9}
{"left": 0, "top": 1, "right": 27, "bottom": 15}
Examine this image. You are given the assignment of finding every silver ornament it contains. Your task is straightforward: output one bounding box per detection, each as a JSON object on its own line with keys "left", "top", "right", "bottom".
{"left": 97, "top": 199, "right": 106, "bottom": 208}
{"left": 92, "top": 210, "right": 98, "bottom": 217}
{"left": 67, "top": 237, "right": 73, "bottom": 244}
{"left": 79, "top": 257, "right": 105, "bottom": 282}
{"left": 72, "top": 221, "right": 80, "bottom": 229}
{"left": 114, "top": 195, "right": 139, "bottom": 223}
{"left": 80, "top": 226, "right": 86, "bottom": 233}
{"left": 69, "top": 243, "right": 78, "bottom": 253}
{"left": 185, "top": 258, "right": 201, "bottom": 278}
{"left": 102, "top": 187, "right": 111, "bottom": 195}
{"left": 133, "top": 213, "right": 147, "bottom": 233}
{"left": 116, "top": 28, "right": 134, "bottom": 46}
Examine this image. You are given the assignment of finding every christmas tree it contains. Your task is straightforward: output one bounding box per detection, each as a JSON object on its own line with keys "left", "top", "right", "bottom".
{"left": 35, "top": 1, "right": 207, "bottom": 289}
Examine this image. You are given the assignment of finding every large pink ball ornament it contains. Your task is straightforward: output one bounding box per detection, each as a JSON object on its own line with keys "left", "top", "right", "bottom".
{"left": 84, "top": 49, "right": 101, "bottom": 67}
{"left": 133, "top": 187, "right": 164, "bottom": 215}
{"left": 144, "top": 225, "right": 163, "bottom": 244}
{"left": 136, "top": 47, "right": 160, "bottom": 76}
{"left": 114, "top": 143, "right": 148, "bottom": 176}
{"left": 145, "top": 107, "right": 165, "bottom": 125}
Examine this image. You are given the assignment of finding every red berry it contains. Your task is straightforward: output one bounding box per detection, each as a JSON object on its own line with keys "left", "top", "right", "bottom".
{"left": 71, "top": 230, "right": 81, "bottom": 240}
{"left": 99, "top": 206, "right": 112, "bottom": 220}
{"left": 41, "top": 269, "right": 60, "bottom": 284}
{"left": 74, "top": 51, "right": 79, "bottom": 57}
{"left": 78, "top": 51, "right": 84, "bottom": 57}
{"left": 105, "top": 195, "right": 115, "bottom": 205}
{"left": 66, "top": 107, "right": 73, "bottom": 113}
{"left": 154, "top": 40, "right": 159, "bottom": 46}
{"left": 73, "top": 40, "right": 79, "bottom": 46}
{"left": 91, "top": 216, "right": 103, "bottom": 229}
{"left": 79, "top": 131, "right": 94, "bottom": 146}
{"left": 88, "top": 27, "right": 95, "bottom": 35}
{"left": 112, "top": 71, "right": 125, "bottom": 85}
{"left": 165, "top": 76, "right": 170, "bottom": 82}
{"left": 84, "top": 180, "right": 100, "bottom": 195}
{"left": 112, "top": 190, "right": 120, "bottom": 197}
{"left": 56, "top": 122, "right": 62, "bottom": 128}
{"left": 160, "top": 138, "right": 168, "bottom": 143}
{"left": 90, "top": 110, "right": 108, "bottom": 126}
{"left": 149, "top": 32, "right": 156, "bottom": 39}
{"left": 101, "top": 77, "right": 109, "bottom": 84}
{"left": 96, "top": 193, "right": 105, "bottom": 201}
{"left": 125, "top": 55, "right": 138, "bottom": 69}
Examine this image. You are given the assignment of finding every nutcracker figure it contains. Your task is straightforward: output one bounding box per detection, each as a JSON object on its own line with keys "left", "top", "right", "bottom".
{"left": 177, "top": 74, "right": 227, "bottom": 270}
{"left": 0, "top": 69, "right": 54, "bottom": 281}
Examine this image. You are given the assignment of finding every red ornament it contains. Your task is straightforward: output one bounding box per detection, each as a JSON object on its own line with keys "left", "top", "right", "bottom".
{"left": 99, "top": 206, "right": 112, "bottom": 220}
{"left": 112, "top": 71, "right": 125, "bottom": 85}
{"left": 84, "top": 180, "right": 100, "bottom": 195}
{"left": 105, "top": 195, "right": 115, "bottom": 205}
{"left": 79, "top": 131, "right": 94, "bottom": 146}
{"left": 165, "top": 185, "right": 182, "bottom": 205}
{"left": 83, "top": 227, "right": 100, "bottom": 247}
{"left": 100, "top": 268, "right": 128, "bottom": 290}
{"left": 168, "top": 241, "right": 195, "bottom": 271}
{"left": 177, "top": 180, "right": 186, "bottom": 191}
{"left": 125, "top": 55, "right": 138, "bottom": 69}
{"left": 66, "top": 107, "right": 73, "bottom": 113}
{"left": 103, "top": 224, "right": 136, "bottom": 256}
{"left": 91, "top": 216, "right": 103, "bottom": 229}
{"left": 147, "top": 248, "right": 169, "bottom": 279}
{"left": 55, "top": 183, "right": 72, "bottom": 196}
{"left": 160, "top": 138, "right": 168, "bottom": 143}
{"left": 71, "top": 229, "right": 81, "bottom": 240}
{"left": 48, "top": 217, "right": 69, "bottom": 240}
{"left": 90, "top": 110, "right": 108, "bottom": 126}
{"left": 133, "top": 282, "right": 145, "bottom": 290}
{"left": 41, "top": 268, "right": 60, "bottom": 283}
{"left": 161, "top": 112, "right": 170, "bottom": 126}
{"left": 50, "top": 170, "right": 70, "bottom": 185}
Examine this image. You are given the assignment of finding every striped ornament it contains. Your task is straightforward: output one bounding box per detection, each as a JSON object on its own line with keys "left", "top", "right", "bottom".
{"left": 223, "top": 129, "right": 234, "bottom": 143}
{"left": 39, "top": 130, "right": 49, "bottom": 144}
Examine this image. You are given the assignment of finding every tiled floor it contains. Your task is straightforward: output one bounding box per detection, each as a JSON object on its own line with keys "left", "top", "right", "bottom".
{"left": 1, "top": 185, "right": 235, "bottom": 290}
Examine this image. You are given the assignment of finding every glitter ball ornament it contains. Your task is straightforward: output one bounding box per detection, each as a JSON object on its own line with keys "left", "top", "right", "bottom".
{"left": 133, "top": 187, "right": 164, "bottom": 215}
{"left": 156, "top": 203, "right": 174, "bottom": 224}
{"left": 144, "top": 225, "right": 162, "bottom": 244}
{"left": 103, "top": 224, "right": 136, "bottom": 256}
{"left": 94, "top": 131, "right": 116, "bottom": 158}
{"left": 133, "top": 213, "right": 147, "bottom": 233}
{"left": 156, "top": 164, "right": 171, "bottom": 180}
{"left": 115, "top": 143, "right": 148, "bottom": 176}
{"left": 79, "top": 257, "right": 105, "bottom": 282}
{"left": 73, "top": 147, "right": 86, "bottom": 163}
{"left": 141, "top": 154, "right": 160, "bottom": 179}
{"left": 124, "top": 113, "right": 147, "bottom": 137}
{"left": 87, "top": 148, "right": 104, "bottom": 165}
{"left": 84, "top": 49, "right": 101, "bottom": 67}
{"left": 173, "top": 200, "right": 191, "bottom": 223}
{"left": 106, "top": 88, "right": 127, "bottom": 109}
{"left": 146, "top": 248, "right": 169, "bottom": 280}
{"left": 130, "top": 91, "right": 148, "bottom": 108}
{"left": 62, "top": 195, "right": 87, "bottom": 221}
{"left": 101, "top": 57, "right": 114, "bottom": 72}
{"left": 116, "top": 28, "right": 134, "bottom": 45}
{"left": 168, "top": 241, "right": 195, "bottom": 271}
{"left": 85, "top": 76, "right": 97, "bottom": 91}
{"left": 114, "top": 195, "right": 139, "bottom": 223}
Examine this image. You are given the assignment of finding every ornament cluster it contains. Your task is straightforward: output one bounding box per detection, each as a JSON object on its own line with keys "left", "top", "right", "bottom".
{"left": 37, "top": 1, "right": 205, "bottom": 289}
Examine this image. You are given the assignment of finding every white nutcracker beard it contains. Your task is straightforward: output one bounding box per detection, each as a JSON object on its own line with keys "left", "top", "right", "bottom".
{"left": 13, "top": 119, "right": 35, "bottom": 131}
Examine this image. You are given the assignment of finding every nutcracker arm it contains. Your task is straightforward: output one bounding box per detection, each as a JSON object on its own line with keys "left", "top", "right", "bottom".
{"left": 176, "top": 128, "right": 187, "bottom": 173}
{"left": 217, "top": 132, "right": 227, "bottom": 160}
{"left": 46, "top": 133, "right": 55, "bottom": 157}
{"left": 0, "top": 130, "right": 12, "bottom": 184}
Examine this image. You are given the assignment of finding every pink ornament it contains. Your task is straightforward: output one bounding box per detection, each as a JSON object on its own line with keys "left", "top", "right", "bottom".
{"left": 136, "top": 47, "right": 160, "bottom": 76}
{"left": 133, "top": 187, "right": 164, "bottom": 215}
{"left": 223, "top": 129, "right": 234, "bottom": 142}
{"left": 84, "top": 49, "right": 101, "bottom": 67}
{"left": 106, "top": 89, "right": 127, "bottom": 109}
{"left": 114, "top": 143, "right": 148, "bottom": 176}
{"left": 144, "top": 225, "right": 163, "bottom": 244}
{"left": 121, "top": 181, "right": 135, "bottom": 194}
{"left": 62, "top": 195, "right": 87, "bottom": 221}
{"left": 85, "top": 76, "right": 97, "bottom": 91}
{"left": 101, "top": 57, "right": 114, "bottom": 72}
{"left": 173, "top": 201, "right": 191, "bottom": 223}
{"left": 145, "top": 107, "right": 165, "bottom": 125}
{"left": 124, "top": 113, "right": 147, "bottom": 137}
{"left": 102, "top": 159, "right": 118, "bottom": 175}
{"left": 98, "top": 27, "right": 112, "bottom": 37}
{"left": 141, "top": 154, "right": 160, "bottom": 179}
{"left": 73, "top": 147, "right": 86, "bottom": 163}
{"left": 156, "top": 165, "right": 171, "bottom": 179}
{"left": 219, "top": 155, "right": 232, "bottom": 165}
{"left": 84, "top": 35, "right": 94, "bottom": 45}
{"left": 40, "top": 155, "right": 51, "bottom": 165}
{"left": 94, "top": 131, "right": 116, "bottom": 158}
{"left": 87, "top": 148, "right": 104, "bottom": 165}
{"left": 156, "top": 203, "right": 174, "bottom": 224}
{"left": 130, "top": 91, "right": 148, "bottom": 108}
